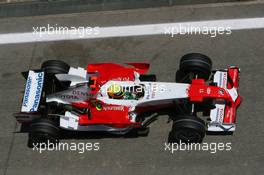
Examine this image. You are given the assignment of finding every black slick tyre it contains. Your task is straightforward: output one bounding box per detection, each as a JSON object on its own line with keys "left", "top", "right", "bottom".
{"left": 29, "top": 118, "right": 60, "bottom": 145}
{"left": 176, "top": 53, "right": 212, "bottom": 83}
{"left": 169, "top": 115, "right": 205, "bottom": 143}
{"left": 41, "top": 60, "right": 70, "bottom": 75}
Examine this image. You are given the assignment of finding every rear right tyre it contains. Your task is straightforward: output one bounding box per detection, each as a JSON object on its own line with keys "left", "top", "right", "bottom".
{"left": 29, "top": 118, "right": 60, "bottom": 146}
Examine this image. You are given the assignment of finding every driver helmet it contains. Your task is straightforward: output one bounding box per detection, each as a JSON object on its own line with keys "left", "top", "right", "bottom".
{"left": 107, "top": 84, "right": 124, "bottom": 99}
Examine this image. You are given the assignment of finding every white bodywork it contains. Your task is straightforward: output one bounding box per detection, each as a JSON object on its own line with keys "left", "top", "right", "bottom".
{"left": 47, "top": 67, "right": 96, "bottom": 104}
{"left": 56, "top": 67, "right": 88, "bottom": 86}
{"left": 97, "top": 81, "right": 189, "bottom": 108}
{"left": 60, "top": 111, "right": 79, "bottom": 130}
{"left": 46, "top": 84, "right": 94, "bottom": 104}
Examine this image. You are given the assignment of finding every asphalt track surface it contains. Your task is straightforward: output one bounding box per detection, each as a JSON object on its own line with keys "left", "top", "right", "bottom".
{"left": 0, "top": 1, "right": 264, "bottom": 175}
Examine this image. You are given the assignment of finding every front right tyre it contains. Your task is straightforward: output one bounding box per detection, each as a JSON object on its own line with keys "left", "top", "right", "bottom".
{"left": 169, "top": 115, "right": 205, "bottom": 143}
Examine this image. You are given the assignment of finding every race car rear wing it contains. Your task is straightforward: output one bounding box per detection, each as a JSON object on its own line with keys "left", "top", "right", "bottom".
{"left": 21, "top": 70, "right": 44, "bottom": 113}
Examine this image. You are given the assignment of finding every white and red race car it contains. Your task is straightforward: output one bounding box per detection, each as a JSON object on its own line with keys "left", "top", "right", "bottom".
{"left": 14, "top": 53, "right": 241, "bottom": 144}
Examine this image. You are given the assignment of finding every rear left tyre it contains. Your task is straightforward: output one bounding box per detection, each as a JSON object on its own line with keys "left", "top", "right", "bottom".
{"left": 41, "top": 60, "right": 70, "bottom": 94}
{"left": 41, "top": 60, "right": 70, "bottom": 75}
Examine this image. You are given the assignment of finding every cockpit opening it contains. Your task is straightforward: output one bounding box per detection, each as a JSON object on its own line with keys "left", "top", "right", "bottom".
{"left": 107, "top": 84, "right": 145, "bottom": 100}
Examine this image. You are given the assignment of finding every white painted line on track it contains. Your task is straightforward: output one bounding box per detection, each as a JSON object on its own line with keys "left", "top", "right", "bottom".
{"left": 0, "top": 17, "right": 264, "bottom": 44}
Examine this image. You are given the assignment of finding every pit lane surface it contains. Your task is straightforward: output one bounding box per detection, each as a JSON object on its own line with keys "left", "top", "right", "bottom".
{"left": 0, "top": 1, "right": 264, "bottom": 175}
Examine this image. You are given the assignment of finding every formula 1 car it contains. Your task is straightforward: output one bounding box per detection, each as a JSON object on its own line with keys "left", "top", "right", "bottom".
{"left": 14, "top": 53, "right": 241, "bottom": 144}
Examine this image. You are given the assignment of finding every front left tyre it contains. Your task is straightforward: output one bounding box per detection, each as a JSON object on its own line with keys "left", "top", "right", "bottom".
{"left": 176, "top": 53, "right": 212, "bottom": 83}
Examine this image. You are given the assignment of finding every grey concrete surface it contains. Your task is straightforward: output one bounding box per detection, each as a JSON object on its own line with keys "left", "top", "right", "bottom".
{"left": 0, "top": 2, "right": 264, "bottom": 175}
{"left": 0, "top": 0, "right": 264, "bottom": 34}
{"left": 0, "top": 0, "right": 252, "bottom": 18}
